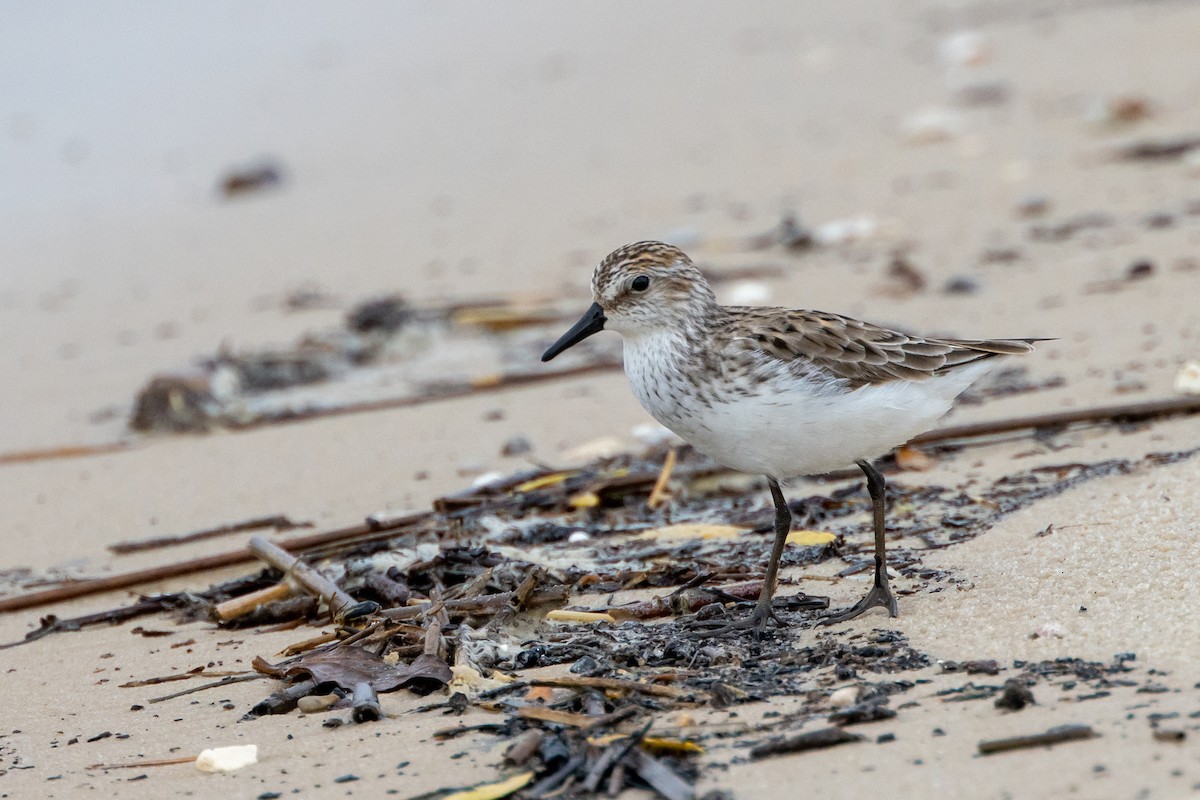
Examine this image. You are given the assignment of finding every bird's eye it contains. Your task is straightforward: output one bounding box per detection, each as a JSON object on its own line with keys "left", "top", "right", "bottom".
{"left": 631, "top": 275, "right": 650, "bottom": 292}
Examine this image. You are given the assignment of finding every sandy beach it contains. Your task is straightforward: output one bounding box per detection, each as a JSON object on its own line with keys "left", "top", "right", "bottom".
{"left": 3, "top": 2, "right": 1199, "bottom": 798}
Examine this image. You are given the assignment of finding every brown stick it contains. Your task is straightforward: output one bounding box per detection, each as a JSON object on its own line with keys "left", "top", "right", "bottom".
{"left": 110, "top": 515, "right": 307, "bottom": 554}
{"left": 978, "top": 724, "right": 1098, "bottom": 754}
{"left": 246, "top": 536, "right": 359, "bottom": 621}
{"left": 647, "top": 448, "right": 678, "bottom": 510}
{"left": 0, "top": 441, "right": 133, "bottom": 466}
{"left": 910, "top": 396, "right": 1200, "bottom": 446}
{"left": 213, "top": 582, "right": 293, "bottom": 622}
{"left": 88, "top": 755, "right": 197, "bottom": 770}
{"left": 0, "top": 512, "right": 426, "bottom": 614}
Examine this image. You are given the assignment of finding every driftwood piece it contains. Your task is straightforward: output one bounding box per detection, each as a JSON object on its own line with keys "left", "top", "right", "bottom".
{"left": 246, "top": 536, "right": 370, "bottom": 622}
{"left": 109, "top": 515, "right": 308, "bottom": 554}
{"left": 978, "top": 724, "right": 1098, "bottom": 754}
{"left": 0, "top": 512, "right": 426, "bottom": 614}
{"left": 750, "top": 727, "right": 864, "bottom": 759}
{"left": 213, "top": 582, "right": 294, "bottom": 622}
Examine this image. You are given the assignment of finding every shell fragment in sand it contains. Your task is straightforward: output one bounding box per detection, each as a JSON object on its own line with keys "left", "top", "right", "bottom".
{"left": 195, "top": 744, "right": 258, "bottom": 773}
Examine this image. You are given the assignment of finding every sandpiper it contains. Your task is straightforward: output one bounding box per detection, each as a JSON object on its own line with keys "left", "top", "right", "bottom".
{"left": 542, "top": 241, "right": 1046, "bottom": 632}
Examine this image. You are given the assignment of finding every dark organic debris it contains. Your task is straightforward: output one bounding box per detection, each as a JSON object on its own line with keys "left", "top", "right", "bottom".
{"left": 994, "top": 678, "right": 1036, "bottom": 711}
{"left": 220, "top": 162, "right": 284, "bottom": 197}
{"left": 253, "top": 643, "right": 451, "bottom": 696}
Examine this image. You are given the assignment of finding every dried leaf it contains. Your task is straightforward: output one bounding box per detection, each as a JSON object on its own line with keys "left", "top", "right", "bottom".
{"left": 443, "top": 771, "right": 535, "bottom": 800}
{"left": 568, "top": 491, "right": 600, "bottom": 508}
{"left": 514, "top": 472, "right": 579, "bottom": 492}
{"left": 641, "top": 737, "right": 705, "bottom": 756}
{"left": 636, "top": 524, "right": 746, "bottom": 541}
{"left": 896, "top": 445, "right": 937, "bottom": 471}
{"left": 785, "top": 530, "right": 836, "bottom": 547}
{"left": 258, "top": 646, "right": 451, "bottom": 694}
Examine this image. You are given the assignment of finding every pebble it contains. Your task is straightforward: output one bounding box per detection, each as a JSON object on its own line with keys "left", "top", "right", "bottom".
{"left": 500, "top": 435, "right": 533, "bottom": 457}
{"left": 1031, "top": 622, "right": 1067, "bottom": 639}
{"left": 567, "top": 530, "right": 591, "bottom": 543}
{"left": 939, "top": 31, "right": 991, "bottom": 68}
{"left": 1016, "top": 194, "right": 1051, "bottom": 218}
{"left": 726, "top": 280, "right": 773, "bottom": 305}
{"left": 943, "top": 275, "right": 980, "bottom": 295}
{"left": 1174, "top": 361, "right": 1200, "bottom": 395}
{"left": 900, "top": 107, "right": 965, "bottom": 144}
{"left": 298, "top": 694, "right": 339, "bottom": 714}
{"left": 829, "top": 685, "right": 861, "bottom": 709}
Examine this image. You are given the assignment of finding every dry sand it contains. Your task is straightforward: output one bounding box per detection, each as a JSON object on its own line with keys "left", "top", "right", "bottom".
{"left": 2, "top": 2, "right": 1199, "bottom": 798}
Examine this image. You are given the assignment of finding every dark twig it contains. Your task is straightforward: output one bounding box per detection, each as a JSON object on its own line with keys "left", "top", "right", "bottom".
{"left": 978, "top": 724, "right": 1098, "bottom": 754}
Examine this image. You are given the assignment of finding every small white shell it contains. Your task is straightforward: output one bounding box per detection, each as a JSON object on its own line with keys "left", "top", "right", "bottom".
{"left": 195, "top": 744, "right": 258, "bottom": 773}
{"left": 1174, "top": 361, "right": 1200, "bottom": 395}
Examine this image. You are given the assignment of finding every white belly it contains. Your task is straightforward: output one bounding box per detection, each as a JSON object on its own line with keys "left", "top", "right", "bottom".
{"left": 625, "top": 341, "right": 993, "bottom": 477}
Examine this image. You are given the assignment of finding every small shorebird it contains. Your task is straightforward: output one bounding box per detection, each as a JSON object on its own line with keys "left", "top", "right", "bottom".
{"left": 542, "top": 241, "right": 1044, "bottom": 632}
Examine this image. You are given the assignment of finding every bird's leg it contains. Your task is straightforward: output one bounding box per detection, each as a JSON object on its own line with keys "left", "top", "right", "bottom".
{"left": 820, "top": 460, "right": 899, "bottom": 625}
{"left": 690, "top": 477, "right": 790, "bottom": 637}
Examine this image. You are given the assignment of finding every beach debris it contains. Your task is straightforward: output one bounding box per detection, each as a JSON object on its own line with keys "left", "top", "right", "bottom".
{"left": 194, "top": 744, "right": 258, "bottom": 773}
{"left": 220, "top": 161, "right": 283, "bottom": 198}
{"left": 441, "top": 772, "right": 535, "bottom": 800}
{"left": 725, "top": 280, "right": 773, "bottom": 305}
{"left": 814, "top": 216, "right": 885, "bottom": 246}
{"left": 978, "top": 723, "right": 1097, "bottom": 755}
{"left": 750, "top": 727, "right": 864, "bottom": 759}
{"left": 1016, "top": 194, "right": 1050, "bottom": 218}
{"left": 352, "top": 681, "right": 383, "bottom": 722}
{"left": 1174, "top": 361, "right": 1200, "bottom": 395}
{"left": 1084, "top": 95, "right": 1152, "bottom": 128}
{"left": 900, "top": 107, "right": 964, "bottom": 144}
{"left": 110, "top": 514, "right": 309, "bottom": 555}
{"left": 1031, "top": 622, "right": 1067, "bottom": 640}
{"left": 880, "top": 252, "right": 927, "bottom": 297}
{"left": 251, "top": 634, "right": 450, "bottom": 704}
{"left": 942, "top": 275, "right": 980, "bottom": 295}
{"left": 895, "top": 445, "right": 936, "bottom": 471}
{"left": 828, "top": 685, "right": 861, "bottom": 709}
{"left": 1112, "top": 134, "right": 1200, "bottom": 161}
{"left": 247, "top": 536, "right": 374, "bottom": 623}
{"left": 296, "top": 693, "right": 339, "bottom": 714}
{"left": 994, "top": 678, "right": 1036, "bottom": 711}
{"left": 939, "top": 31, "right": 990, "bottom": 69}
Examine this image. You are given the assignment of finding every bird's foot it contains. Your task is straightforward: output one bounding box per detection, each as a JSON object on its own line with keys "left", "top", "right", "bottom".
{"left": 818, "top": 579, "right": 898, "bottom": 626}
{"left": 687, "top": 600, "right": 785, "bottom": 640}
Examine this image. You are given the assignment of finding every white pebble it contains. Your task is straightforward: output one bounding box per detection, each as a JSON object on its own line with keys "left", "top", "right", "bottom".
{"left": 1032, "top": 622, "right": 1067, "bottom": 639}
{"left": 567, "top": 530, "right": 592, "bottom": 544}
{"left": 726, "top": 280, "right": 773, "bottom": 305}
{"left": 939, "top": 31, "right": 991, "bottom": 69}
{"left": 814, "top": 217, "right": 882, "bottom": 246}
{"left": 470, "top": 471, "right": 507, "bottom": 489}
{"left": 1174, "top": 361, "right": 1200, "bottom": 395}
{"left": 829, "top": 685, "right": 860, "bottom": 709}
{"left": 562, "top": 436, "right": 627, "bottom": 462}
{"left": 195, "top": 744, "right": 258, "bottom": 773}
{"left": 900, "top": 107, "right": 965, "bottom": 144}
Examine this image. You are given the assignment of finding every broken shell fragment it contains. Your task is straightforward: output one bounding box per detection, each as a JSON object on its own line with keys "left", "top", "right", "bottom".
{"left": 195, "top": 744, "right": 258, "bottom": 773}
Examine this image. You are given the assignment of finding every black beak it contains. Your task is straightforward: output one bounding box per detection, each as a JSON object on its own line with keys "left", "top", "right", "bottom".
{"left": 541, "top": 302, "right": 607, "bottom": 362}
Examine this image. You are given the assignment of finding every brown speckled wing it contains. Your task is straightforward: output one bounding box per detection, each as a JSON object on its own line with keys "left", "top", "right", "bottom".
{"left": 728, "top": 308, "right": 1043, "bottom": 388}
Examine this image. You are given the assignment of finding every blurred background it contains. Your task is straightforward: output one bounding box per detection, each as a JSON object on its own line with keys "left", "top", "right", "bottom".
{"left": 3, "top": 1, "right": 1199, "bottom": 531}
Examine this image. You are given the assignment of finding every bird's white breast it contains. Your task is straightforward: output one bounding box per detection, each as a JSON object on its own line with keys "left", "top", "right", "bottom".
{"left": 621, "top": 333, "right": 993, "bottom": 478}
